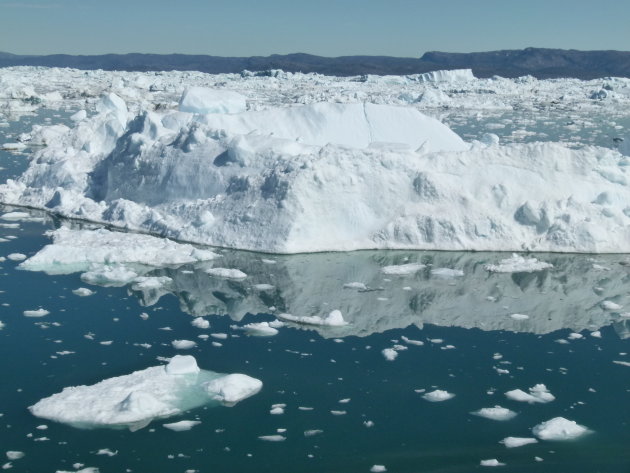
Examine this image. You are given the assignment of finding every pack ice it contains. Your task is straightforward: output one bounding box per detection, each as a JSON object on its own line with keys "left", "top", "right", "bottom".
{"left": 2, "top": 83, "right": 630, "bottom": 253}
{"left": 29, "top": 355, "right": 262, "bottom": 430}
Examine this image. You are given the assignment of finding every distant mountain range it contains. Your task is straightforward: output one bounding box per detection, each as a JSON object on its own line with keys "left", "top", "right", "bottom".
{"left": 1, "top": 48, "right": 629, "bottom": 79}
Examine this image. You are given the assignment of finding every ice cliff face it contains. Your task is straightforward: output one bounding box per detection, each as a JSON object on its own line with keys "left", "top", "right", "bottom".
{"left": 1, "top": 85, "right": 630, "bottom": 253}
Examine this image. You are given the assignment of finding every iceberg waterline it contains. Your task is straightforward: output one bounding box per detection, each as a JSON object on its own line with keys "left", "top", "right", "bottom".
{"left": 1, "top": 82, "right": 630, "bottom": 253}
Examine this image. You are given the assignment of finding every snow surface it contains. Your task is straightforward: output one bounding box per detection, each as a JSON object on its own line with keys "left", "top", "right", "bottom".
{"left": 204, "top": 374, "right": 263, "bottom": 406}
{"left": 3, "top": 72, "right": 630, "bottom": 253}
{"left": 29, "top": 355, "right": 261, "bottom": 429}
{"left": 532, "top": 417, "right": 590, "bottom": 441}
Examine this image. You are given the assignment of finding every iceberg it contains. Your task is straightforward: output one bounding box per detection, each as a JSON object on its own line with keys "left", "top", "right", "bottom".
{"left": 532, "top": 417, "right": 590, "bottom": 441}
{"left": 29, "top": 355, "right": 262, "bottom": 430}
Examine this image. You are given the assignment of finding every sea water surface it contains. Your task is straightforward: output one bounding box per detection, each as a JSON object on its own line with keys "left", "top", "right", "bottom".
{"left": 1, "top": 109, "right": 629, "bottom": 473}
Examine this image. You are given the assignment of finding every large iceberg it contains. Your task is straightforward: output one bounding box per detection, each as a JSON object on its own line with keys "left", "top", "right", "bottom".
{"left": 29, "top": 355, "right": 262, "bottom": 430}
{"left": 2, "top": 86, "right": 630, "bottom": 253}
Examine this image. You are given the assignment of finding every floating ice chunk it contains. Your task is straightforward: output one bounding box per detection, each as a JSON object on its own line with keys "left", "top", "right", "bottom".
{"left": 20, "top": 228, "right": 219, "bottom": 275}
{"left": 270, "top": 406, "right": 284, "bottom": 415}
{"left": 81, "top": 265, "right": 138, "bottom": 286}
{"left": 70, "top": 110, "right": 87, "bottom": 122}
{"left": 179, "top": 87, "right": 247, "bottom": 114}
{"left": 163, "top": 420, "right": 201, "bottom": 431}
{"left": 1, "top": 212, "right": 30, "bottom": 221}
{"left": 95, "top": 448, "right": 117, "bottom": 456}
{"left": 480, "top": 459, "right": 505, "bottom": 467}
{"left": 164, "top": 355, "right": 199, "bottom": 375}
{"left": 505, "top": 384, "right": 555, "bottom": 404}
{"left": 532, "top": 417, "right": 590, "bottom": 440}
{"left": 277, "top": 310, "right": 348, "bottom": 327}
{"left": 430, "top": 268, "right": 464, "bottom": 278}
{"left": 191, "top": 317, "right": 210, "bottom": 329}
{"left": 56, "top": 468, "right": 99, "bottom": 473}
{"left": 7, "top": 253, "right": 26, "bottom": 261}
{"left": 343, "top": 282, "right": 368, "bottom": 290}
{"left": 304, "top": 429, "right": 323, "bottom": 437}
{"left": 613, "top": 360, "right": 630, "bottom": 367}
{"left": 172, "top": 340, "right": 196, "bottom": 350}
{"left": 500, "top": 437, "right": 538, "bottom": 448}
{"left": 381, "top": 263, "right": 425, "bottom": 275}
{"left": 206, "top": 267, "right": 247, "bottom": 279}
{"left": 401, "top": 336, "right": 424, "bottom": 346}
{"left": 253, "top": 284, "right": 275, "bottom": 291}
{"left": 239, "top": 322, "right": 279, "bottom": 337}
{"left": 382, "top": 348, "right": 398, "bottom": 361}
{"left": 23, "top": 308, "right": 49, "bottom": 317}
{"left": 601, "top": 300, "right": 622, "bottom": 310}
{"left": 471, "top": 406, "right": 517, "bottom": 421}
{"left": 29, "top": 356, "right": 245, "bottom": 430}
{"left": 0, "top": 321, "right": 4, "bottom": 330}
{"left": 509, "top": 313, "right": 529, "bottom": 320}
{"left": 422, "top": 390, "right": 455, "bottom": 402}
{"left": 258, "top": 435, "right": 285, "bottom": 442}
{"left": 590, "top": 331, "right": 602, "bottom": 338}
{"left": 130, "top": 276, "right": 172, "bottom": 291}
{"left": 1, "top": 142, "right": 26, "bottom": 151}
{"left": 5, "top": 452, "right": 24, "bottom": 460}
{"left": 485, "top": 254, "right": 553, "bottom": 273}
{"left": 370, "top": 466, "right": 387, "bottom": 472}
{"left": 72, "top": 287, "right": 94, "bottom": 297}
{"left": 204, "top": 373, "right": 262, "bottom": 406}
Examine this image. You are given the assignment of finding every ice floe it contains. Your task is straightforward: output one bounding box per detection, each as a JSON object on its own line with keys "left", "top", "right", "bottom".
{"left": 500, "top": 437, "right": 538, "bottom": 448}
{"left": 505, "top": 384, "right": 555, "bottom": 404}
{"left": 532, "top": 417, "right": 590, "bottom": 441}
{"left": 485, "top": 254, "right": 553, "bottom": 273}
{"left": 471, "top": 406, "right": 517, "bottom": 421}
{"left": 422, "top": 390, "right": 455, "bottom": 402}
{"left": 277, "top": 310, "right": 348, "bottom": 327}
{"left": 29, "top": 355, "right": 261, "bottom": 429}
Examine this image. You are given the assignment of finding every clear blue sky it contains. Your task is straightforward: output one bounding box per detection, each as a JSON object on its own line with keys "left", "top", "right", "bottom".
{"left": 1, "top": 0, "right": 629, "bottom": 57}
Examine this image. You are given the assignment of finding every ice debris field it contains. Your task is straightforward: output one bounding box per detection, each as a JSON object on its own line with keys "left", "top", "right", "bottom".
{"left": 1, "top": 67, "right": 630, "bottom": 253}
{"left": 1, "top": 66, "right": 630, "bottom": 472}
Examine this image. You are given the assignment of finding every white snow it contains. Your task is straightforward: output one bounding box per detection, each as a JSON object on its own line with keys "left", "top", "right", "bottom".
{"left": 422, "top": 390, "right": 455, "bottom": 402}
{"left": 532, "top": 417, "right": 590, "bottom": 441}
{"left": 29, "top": 355, "right": 260, "bottom": 429}
{"left": 23, "top": 308, "right": 49, "bottom": 317}
{"left": 206, "top": 268, "right": 247, "bottom": 279}
{"left": 179, "top": 87, "right": 247, "bottom": 114}
{"left": 500, "top": 437, "right": 538, "bottom": 448}
{"left": 203, "top": 373, "right": 263, "bottom": 405}
{"left": 381, "top": 263, "right": 425, "bottom": 275}
{"left": 485, "top": 254, "right": 553, "bottom": 273}
{"left": 19, "top": 227, "right": 218, "bottom": 274}
{"left": 278, "top": 310, "right": 348, "bottom": 327}
{"left": 471, "top": 406, "right": 517, "bottom": 421}
{"left": 505, "top": 384, "right": 555, "bottom": 404}
{"left": 163, "top": 420, "right": 201, "bottom": 431}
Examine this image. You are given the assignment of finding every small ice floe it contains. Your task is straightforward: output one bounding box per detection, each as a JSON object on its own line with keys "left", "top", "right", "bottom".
{"left": 163, "top": 420, "right": 201, "bottom": 431}
{"left": 204, "top": 373, "right": 262, "bottom": 406}
{"left": 304, "top": 429, "right": 323, "bottom": 437}
{"left": 258, "top": 435, "right": 285, "bottom": 442}
{"left": 29, "top": 356, "right": 261, "bottom": 430}
{"left": 1, "top": 212, "right": 31, "bottom": 221}
{"left": 330, "top": 410, "right": 346, "bottom": 416}
{"left": 343, "top": 282, "right": 368, "bottom": 290}
{"left": 505, "top": 384, "right": 555, "bottom": 404}
{"left": 471, "top": 406, "right": 517, "bottom": 421}
{"left": 72, "top": 288, "right": 94, "bottom": 297}
{"left": 370, "top": 466, "right": 387, "bottom": 472}
{"left": 509, "top": 313, "right": 529, "bottom": 320}
{"left": 532, "top": 417, "right": 590, "bottom": 440}
{"left": 500, "top": 437, "right": 538, "bottom": 448}
{"left": 590, "top": 331, "right": 602, "bottom": 338}
{"left": 601, "top": 300, "right": 622, "bottom": 311}
{"left": 381, "top": 348, "right": 398, "bottom": 361}
{"left": 0, "top": 321, "right": 5, "bottom": 330}
{"left": 191, "top": 318, "right": 210, "bottom": 329}
{"left": 1, "top": 142, "right": 26, "bottom": 151}
{"left": 422, "top": 390, "right": 455, "bottom": 402}
{"left": 568, "top": 332, "right": 583, "bottom": 340}
{"left": 236, "top": 322, "right": 279, "bottom": 337}
{"left": 484, "top": 254, "right": 552, "bottom": 273}
{"left": 613, "top": 360, "right": 630, "bottom": 367}
{"left": 5, "top": 451, "right": 24, "bottom": 460}
{"left": 253, "top": 284, "right": 275, "bottom": 291}
{"left": 23, "top": 308, "right": 50, "bottom": 317}
{"left": 381, "top": 263, "right": 425, "bottom": 275}
{"left": 401, "top": 336, "right": 424, "bottom": 346}
{"left": 211, "top": 333, "right": 228, "bottom": 339}
{"left": 270, "top": 404, "right": 285, "bottom": 415}
{"left": 95, "top": 448, "right": 117, "bottom": 456}
{"left": 7, "top": 253, "right": 27, "bottom": 261}
{"left": 277, "top": 310, "right": 348, "bottom": 327}
{"left": 172, "top": 340, "right": 196, "bottom": 350}
{"left": 206, "top": 267, "right": 247, "bottom": 279}
{"left": 430, "top": 268, "right": 464, "bottom": 278}
{"left": 480, "top": 459, "right": 505, "bottom": 467}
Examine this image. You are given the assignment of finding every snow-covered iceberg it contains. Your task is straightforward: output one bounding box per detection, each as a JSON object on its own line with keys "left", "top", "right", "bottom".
{"left": 29, "top": 355, "right": 262, "bottom": 430}
{"left": 3, "top": 88, "right": 630, "bottom": 253}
